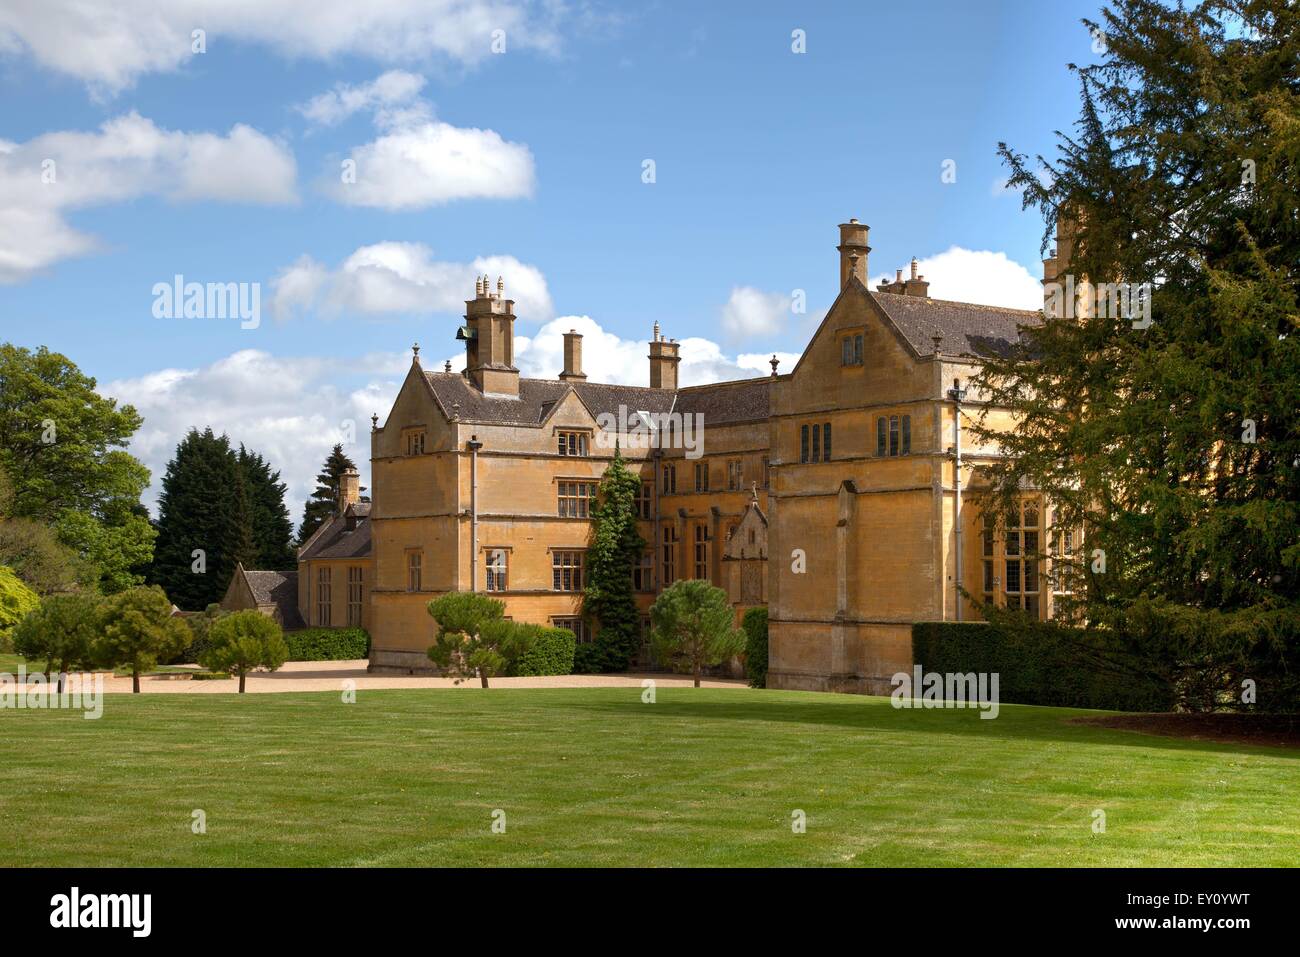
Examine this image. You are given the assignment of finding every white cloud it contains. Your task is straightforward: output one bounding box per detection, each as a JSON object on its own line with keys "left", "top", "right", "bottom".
{"left": 513, "top": 317, "right": 801, "bottom": 388}
{"left": 111, "top": 318, "right": 802, "bottom": 519}
{"left": 270, "top": 242, "right": 553, "bottom": 322}
{"left": 297, "top": 70, "right": 428, "bottom": 127}
{"left": 720, "top": 286, "right": 792, "bottom": 339}
{"left": 872, "top": 246, "right": 1042, "bottom": 310}
{"left": 0, "top": 1, "right": 568, "bottom": 95}
{"left": 105, "top": 349, "right": 409, "bottom": 521}
{"left": 0, "top": 112, "right": 297, "bottom": 283}
{"left": 334, "top": 119, "right": 535, "bottom": 209}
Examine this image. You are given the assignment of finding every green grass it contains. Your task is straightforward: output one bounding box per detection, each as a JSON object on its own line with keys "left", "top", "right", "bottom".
{"left": 1, "top": 687, "right": 1297, "bottom": 866}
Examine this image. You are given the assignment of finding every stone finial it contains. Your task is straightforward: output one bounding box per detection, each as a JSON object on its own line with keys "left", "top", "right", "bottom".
{"left": 370, "top": 412, "right": 378, "bottom": 430}
{"left": 444, "top": 359, "right": 452, "bottom": 372}
{"left": 750, "top": 481, "right": 759, "bottom": 502}
{"left": 451, "top": 401, "right": 460, "bottom": 420}
{"left": 412, "top": 342, "right": 421, "bottom": 362}
{"left": 770, "top": 354, "right": 779, "bottom": 377}
{"left": 931, "top": 334, "right": 943, "bottom": 356}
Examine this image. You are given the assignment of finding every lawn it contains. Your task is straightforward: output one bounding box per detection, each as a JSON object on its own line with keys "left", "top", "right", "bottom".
{"left": 1, "top": 687, "right": 1297, "bottom": 866}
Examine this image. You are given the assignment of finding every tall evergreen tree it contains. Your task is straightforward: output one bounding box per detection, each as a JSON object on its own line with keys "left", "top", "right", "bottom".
{"left": 977, "top": 0, "right": 1299, "bottom": 708}
{"left": 237, "top": 445, "right": 295, "bottom": 568}
{"left": 582, "top": 449, "right": 647, "bottom": 672}
{"left": 150, "top": 429, "right": 252, "bottom": 610}
{"left": 297, "top": 444, "right": 362, "bottom": 543}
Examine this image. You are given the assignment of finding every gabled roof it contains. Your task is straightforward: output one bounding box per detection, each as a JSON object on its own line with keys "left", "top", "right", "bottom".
{"left": 869, "top": 290, "right": 1041, "bottom": 359}
{"left": 299, "top": 511, "right": 372, "bottom": 561}
{"left": 241, "top": 569, "right": 304, "bottom": 630}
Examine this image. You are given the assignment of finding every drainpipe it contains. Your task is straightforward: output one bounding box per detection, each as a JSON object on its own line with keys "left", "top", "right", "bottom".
{"left": 652, "top": 445, "right": 663, "bottom": 591}
{"left": 467, "top": 435, "right": 482, "bottom": 591}
{"left": 947, "top": 378, "right": 968, "bottom": 620}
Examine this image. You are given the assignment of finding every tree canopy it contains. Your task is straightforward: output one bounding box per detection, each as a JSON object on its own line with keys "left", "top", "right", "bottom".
{"left": 976, "top": 0, "right": 1300, "bottom": 708}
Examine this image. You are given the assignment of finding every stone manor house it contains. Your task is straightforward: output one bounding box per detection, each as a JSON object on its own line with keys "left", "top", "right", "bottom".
{"left": 226, "top": 218, "right": 1076, "bottom": 693}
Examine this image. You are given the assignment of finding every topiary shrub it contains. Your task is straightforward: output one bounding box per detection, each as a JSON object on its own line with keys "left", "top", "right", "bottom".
{"left": 510, "top": 626, "right": 577, "bottom": 676}
{"left": 742, "top": 606, "right": 768, "bottom": 688}
{"left": 283, "top": 627, "right": 370, "bottom": 661}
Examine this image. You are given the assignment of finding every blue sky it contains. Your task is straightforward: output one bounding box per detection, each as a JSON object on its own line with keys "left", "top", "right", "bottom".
{"left": 0, "top": 0, "right": 1105, "bottom": 515}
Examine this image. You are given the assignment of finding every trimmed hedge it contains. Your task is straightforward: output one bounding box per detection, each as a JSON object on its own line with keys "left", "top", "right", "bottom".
{"left": 742, "top": 607, "right": 768, "bottom": 688}
{"left": 912, "top": 621, "right": 1174, "bottom": 712}
{"left": 510, "top": 626, "right": 577, "bottom": 677}
{"left": 283, "top": 627, "right": 370, "bottom": 662}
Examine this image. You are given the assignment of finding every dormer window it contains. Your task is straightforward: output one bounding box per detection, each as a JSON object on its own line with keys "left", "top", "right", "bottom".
{"left": 557, "top": 431, "right": 588, "bottom": 456}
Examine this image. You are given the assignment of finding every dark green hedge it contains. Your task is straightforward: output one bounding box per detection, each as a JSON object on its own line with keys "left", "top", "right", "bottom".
{"left": 742, "top": 607, "right": 768, "bottom": 688}
{"left": 912, "top": 621, "right": 1174, "bottom": 712}
{"left": 283, "top": 627, "right": 370, "bottom": 662}
{"left": 510, "top": 626, "right": 577, "bottom": 677}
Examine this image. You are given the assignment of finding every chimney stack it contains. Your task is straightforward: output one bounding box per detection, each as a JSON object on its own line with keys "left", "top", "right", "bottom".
{"left": 649, "top": 326, "right": 680, "bottom": 390}
{"left": 338, "top": 467, "right": 361, "bottom": 516}
{"left": 877, "top": 257, "right": 931, "bottom": 298}
{"left": 837, "top": 219, "right": 871, "bottom": 289}
{"left": 457, "top": 275, "right": 519, "bottom": 397}
{"left": 560, "top": 329, "right": 586, "bottom": 381}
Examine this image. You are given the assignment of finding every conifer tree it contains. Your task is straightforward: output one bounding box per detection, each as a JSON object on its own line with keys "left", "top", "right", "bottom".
{"left": 977, "top": 0, "right": 1299, "bottom": 708}
{"left": 151, "top": 429, "right": 250, "bottom": 610}
{"left": 582, "top": 449, "right": 646, "bottom": 672}
{"left": 237, "top": 446, "right": 295, "bottom": 568}
{"left": 297, "top": 444, "right": 362, "bottom": 544}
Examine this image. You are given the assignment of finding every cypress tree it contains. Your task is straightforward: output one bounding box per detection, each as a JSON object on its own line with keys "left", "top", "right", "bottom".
{"left": 298, "top": 444, "right": 362, "bottom": 543}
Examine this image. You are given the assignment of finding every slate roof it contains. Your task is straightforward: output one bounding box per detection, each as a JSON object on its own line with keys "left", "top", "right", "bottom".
{"left": 243, "top": 569, "right": 304, "bottom": 629}
{"left": 675, "top": 377, "right": 771, "bottom": 425}
{"left": 869, "top": 291, "right": 1041, "bottom": 359}
{"left": 423, "top": 370, "right": 769, "bottom": 427}
{"left": 298, "top": 510, "right": 372, "bottom": 561}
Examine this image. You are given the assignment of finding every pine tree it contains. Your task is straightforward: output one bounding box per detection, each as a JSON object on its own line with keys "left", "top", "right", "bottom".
{"left": 977, "top": 0, "right": 1300, "bottom": 709}
{"left": 150, "top": 429, "right": 249, "bottom": 610}
{"left": 582, "top": 449, "right": 646, "bottom": 672}
{"left": 297, "top": 444, "right": 362, "bottom": 544}
{"left": 237, "top": 446, "right": 295, "bottom": 568}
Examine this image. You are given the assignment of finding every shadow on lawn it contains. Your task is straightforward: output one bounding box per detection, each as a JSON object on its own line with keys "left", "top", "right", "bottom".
{"left": 564, "top": 693, "right": 1300, "bottom": 760}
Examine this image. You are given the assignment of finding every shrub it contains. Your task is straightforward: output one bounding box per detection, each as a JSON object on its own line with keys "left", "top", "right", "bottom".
{"left": 201, "top": 610, "right": 288, "bottom": 693}
{"left": 426, "top": 592, "right": 516, "bottom": 687}
{"left": 510, "top": 626, "right": 577, "bottom": 677}
{"left": 282, "top": 627, "right": 370, "bottom": 661}
{"left": 173, "top": 603, "right": 229, "bottom": 664}
{"left": 742, "top": 607, "right": 768, "bottom": 688}
{"left": 95, "top": 585, "right": 191, "bottom": 693}
{"left": 912, "top": 620, "right": 1174, "bottom": 712}
{"left": 572, "top": 643, "right": 604, "bottom": 674}
{"left": 12, "top": 592, "right": 99, "bottom": 686}
{"left": 0, "top": 565, "right": 40, "bottom": 652}
{"left": 650, "top": 579, "right": 745, "bottom": 688}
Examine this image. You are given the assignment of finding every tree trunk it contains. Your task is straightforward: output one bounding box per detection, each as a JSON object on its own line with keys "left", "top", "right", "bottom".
{"left": 694, "top": 661, "right": 701, "bottom": 688}
{"left": 480, "top": 670, "right": 490, "bottom": 689}
{"left": 132, "top": 667, "right": 140, "bottom": 694}
{"left": 239, "top": 671, "right": 247, "bottom": 693}
{"left": 56, "top": 666, "right": 65, "bottom": 695}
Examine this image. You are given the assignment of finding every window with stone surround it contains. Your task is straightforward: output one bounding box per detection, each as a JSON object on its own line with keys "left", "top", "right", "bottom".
{"left": 347, "top": 565, "right": 363, "bottom": 626}
{"left": 485, "top": 549, "right": 508, "bottom": 592}
{"left": 316, "top": 566, "right": 332, "bottom": 626}
{"left": 406, "top": 550, "right": 422, "bottom": 592}
{"left": 551, "top": 550, "right": 584, "bottom": 591}
{"left": 557, "top": 431, "right": 588, "bottom": 456}
{"left": 558, "top": 480, "right": 597, "bottom": 518}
